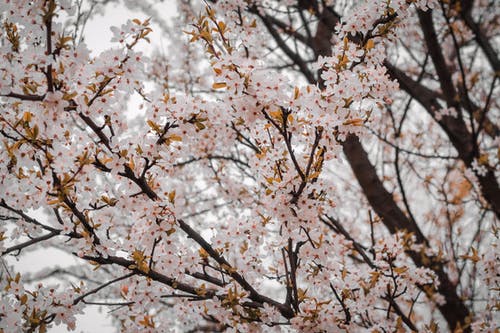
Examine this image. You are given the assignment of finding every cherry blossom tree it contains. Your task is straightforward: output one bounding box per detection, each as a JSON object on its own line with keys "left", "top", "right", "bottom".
{"left": 0, "top": 0, "right": 498, "bottom": 332}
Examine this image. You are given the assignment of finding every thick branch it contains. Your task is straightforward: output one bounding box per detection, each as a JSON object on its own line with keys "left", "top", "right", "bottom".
{"left": 385, "top": 61, "right": 500, "bottom": 219}
{"left": 461, "top": 10, "right": 500, "bottom": 73}
{"left": 255, "top": 9, "right": 316, "bottom": 84}
{"left": 341, "top": 134, "right": 470, "bottom": 331}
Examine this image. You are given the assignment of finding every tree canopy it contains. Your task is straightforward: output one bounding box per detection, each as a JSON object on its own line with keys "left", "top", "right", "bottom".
{"left": 0, "top": 0, "right": 498, "bottom": 332}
